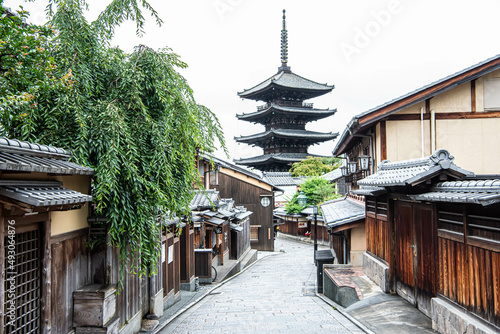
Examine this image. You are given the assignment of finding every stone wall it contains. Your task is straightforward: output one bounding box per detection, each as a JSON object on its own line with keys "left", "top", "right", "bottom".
{"left": 362, "top": 252, "right": 390, "bottom": 293}
{"left": 431, "top": 298, "right": 499, "bottom": 334}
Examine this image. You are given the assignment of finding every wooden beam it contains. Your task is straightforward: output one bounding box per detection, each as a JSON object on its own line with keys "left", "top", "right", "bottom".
{"left": 380, "top": 121, "right": 387, "bottom": 161}
{"left": 471, "top": 79, "right": 476, "bottom": 113}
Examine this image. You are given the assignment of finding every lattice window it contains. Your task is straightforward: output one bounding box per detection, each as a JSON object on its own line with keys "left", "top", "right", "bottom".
{"left": 4, "top": 228, "right": 41, "bottom": 334}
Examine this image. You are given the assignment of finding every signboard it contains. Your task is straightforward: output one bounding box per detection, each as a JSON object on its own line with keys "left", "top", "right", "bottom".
{"left": 298, "top": 222, "right": 308, "bottom": 229}
{"left": 161, "top": 243, "right": 166, "bottom": 263}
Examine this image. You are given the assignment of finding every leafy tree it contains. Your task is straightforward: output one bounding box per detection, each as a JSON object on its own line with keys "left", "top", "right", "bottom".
{"left": 285, "top": 176, "right": 340, "bottom": 214}
{"left": 0, "top": 1, "right": 226, "bottom": 282}
{"left": 289, "top": 156, "right": 340, "bottom": 177}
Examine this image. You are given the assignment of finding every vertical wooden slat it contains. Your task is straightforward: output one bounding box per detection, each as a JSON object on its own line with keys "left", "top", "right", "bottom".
{"left": 42, "top": 219, "right": 51, "bottom": 334}
{"left": 492, "top": 252, "right": 500, "bottom": 320}
{"left": 485, "top": 250, "right": 493, "bottom": 322}
{"left": 468, "top": 245, "right": 475, "bottom": 310}
{"left": 474, "top": 247, "right": 482, "bottom": 314}
{"left": 442, "top": 239, "right": 448, "bottom": 297}
{"left": 480, "top": 248, "right": 487, "bottom": 315}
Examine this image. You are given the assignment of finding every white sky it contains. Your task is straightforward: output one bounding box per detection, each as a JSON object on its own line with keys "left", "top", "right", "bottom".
{"left": 4, "top": 0, "right": 500, "bottom": 161}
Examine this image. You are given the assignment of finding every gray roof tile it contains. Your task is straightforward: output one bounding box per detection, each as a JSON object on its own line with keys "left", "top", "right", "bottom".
{"left": 238, "top": 71, "right": 333, "bottom": 100}
{"left": 262, "top": 172, "right": 297, "bottom": 186}
{"left": 190, "top": 189, "right": 219, "bottom": 210}
{"left": 410, "top": 179, "right": 500, "bottom": 206}
{"left": 0, "top": 137, "right": 94, "bottom": 175}
{"left": 0, "top": 181, "right": 92, "bottom": 207}
{"left": 320, "top": 197, "right": 365, "bottom": 228}
{"left": 358, "top": 150, "right": 473, "bottom": 187}
{"left": 235, "top": 129, "right": 337, "bottom": 143}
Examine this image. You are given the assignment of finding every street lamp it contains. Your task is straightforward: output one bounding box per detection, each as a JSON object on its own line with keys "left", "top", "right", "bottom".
{"left": 312, "top": 205, "right": 318, "bottom": 263}
{"left": 348, "top": 161, "right": 357, "bottom": 174}
{"left": 297, "top": 191, "right": 307, "bottom": 207}
{"left": 340, "top": 166, "right": 348, "bottom": 177}
{"left": 359, "top": 155, "right": 370, "bottom": 171}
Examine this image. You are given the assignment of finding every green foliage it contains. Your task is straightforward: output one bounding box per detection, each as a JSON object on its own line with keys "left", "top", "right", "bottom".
{"left": 284, "top": 193, "right": 304, "bottom": 214}
{"left": 1, "top": 1, "right": 226, "bottom": 285}
{"left": 300, "top": 176, "right": 340, "bottom": 205}
{"left": 290, "top": 156, "right": 340, "bottom": 177}
{"left": 285, "top": 177, "right": 340, "bottom": 214}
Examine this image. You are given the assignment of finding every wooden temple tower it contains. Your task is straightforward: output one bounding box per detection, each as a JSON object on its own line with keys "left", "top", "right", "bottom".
{"left": 234, "top": 10, "right": 338, "bottom": 172}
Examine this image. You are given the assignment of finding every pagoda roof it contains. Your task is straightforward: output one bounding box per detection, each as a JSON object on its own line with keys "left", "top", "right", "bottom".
{"left": 234, "top": 129, "right": 338, "bottom": 144}
{"left": 238, "top": 70, "right": 334, "bottom": 102}
{"left": 236, "top": 103, "right": 336, "bottom": 123}
{"left": 234, "top": 152, "right": 325, "bottom": 167}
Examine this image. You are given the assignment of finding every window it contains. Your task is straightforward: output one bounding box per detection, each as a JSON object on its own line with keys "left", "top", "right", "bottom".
{"left": 484, "top": 78, "right": 500, "bottom": 110}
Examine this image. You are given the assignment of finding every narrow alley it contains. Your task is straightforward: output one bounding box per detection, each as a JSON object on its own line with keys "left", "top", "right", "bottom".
{"left": 161, "top": 236, "right": 364, "bottom": 333}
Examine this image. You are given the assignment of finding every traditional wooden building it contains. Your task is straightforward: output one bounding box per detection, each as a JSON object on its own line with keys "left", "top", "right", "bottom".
{"left": 234, "top": 10, "right": 337, "bottom": 172}
{"left": 320, "top": 195, "right": 366, "bottom": 265}
{"left": 262, "top": 172, "right": 297, "bottom": 207}
{"left": 0, "top": 138, "right": 93, "bottom": 333}
{"left": 328, "top": 54, "right": 500, "bottom": 296}
{"left": 197, "top": 154, "right": 278, "bottom": 251}
{"left": 355, "top": 150, "right": 500, "bottom": 334}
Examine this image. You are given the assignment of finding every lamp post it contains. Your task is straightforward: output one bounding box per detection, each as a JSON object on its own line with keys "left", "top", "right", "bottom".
{"left": 313, "top": 204, "right": 318, "bottom": 263}
{"left": 297, "top": 191, "right": 307, "bottom": 207}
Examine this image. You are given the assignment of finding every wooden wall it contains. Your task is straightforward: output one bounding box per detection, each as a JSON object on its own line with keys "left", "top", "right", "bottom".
{"left": 366, "top": 197, "right": 390, "bottom": 263}
{"left": 50, "top": 229, "right": 90, "bottom": 333}
{"left": 217, "top": 172, "right": 274, "bottom": 251}
{"left": 437, "top": 203, "right": 500, "bottom": 327}
{"left": 230, "top": 217, "right": 250, "bottom": 260}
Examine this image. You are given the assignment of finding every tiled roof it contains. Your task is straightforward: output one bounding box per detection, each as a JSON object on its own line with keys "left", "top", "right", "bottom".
{"left": 0, "top": 137, "right": 94, "bottom": 175}
{"left": 409, "top": 179, "right": 500, "bottom": 206}
{"left": 262, "top": 172, "right": 297, "bottom": 186}
{"left": 0, "top": 181, "right": 91, "bottom": 207}
{"left": 352, "top": 186, "right": 387, "bottom": 197}
{"left": 235, "top": 129, "right": 337, "bottom": 143}
{"left": 322, "top": 168, "right": 342, "bottom": 182}
{"left": 357, "top": 150, "right": 473, "bottom": 187}
{"left": 234, "top": 152, "right": 324, "bottom": 165}
{"left": 320, "top": 197, "right": 365, "bottom": 229}
{"left": 230, "top": 223, "right": 244, "bottom": 232}
{"left": 236, "top": 103, "right": 336, "bottom": 122}
{"left": 238, "top": 70, "right": 334, "bottom": 100}
{"left": 190, "top": 189, "right": 219, "bottom": 210}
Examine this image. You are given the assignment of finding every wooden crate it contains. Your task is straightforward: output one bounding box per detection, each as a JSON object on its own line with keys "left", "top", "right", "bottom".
{"left": 73, "top": 284, "right": 117, "bottom": 327}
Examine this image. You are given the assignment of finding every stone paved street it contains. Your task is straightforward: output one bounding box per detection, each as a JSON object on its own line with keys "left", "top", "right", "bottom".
{"left": 161, "top": 236, "right": 364, "bottom": 333}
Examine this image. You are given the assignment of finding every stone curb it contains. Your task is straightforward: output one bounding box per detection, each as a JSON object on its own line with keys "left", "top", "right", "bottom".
{"left": 316, "top": 292, "right": 375, "bottom": 334}
{"left": 152, "top": 251, "right": 282, "bottom": 333}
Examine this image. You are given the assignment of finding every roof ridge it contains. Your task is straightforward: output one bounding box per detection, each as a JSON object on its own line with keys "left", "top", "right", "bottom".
{"left": 0, "top": 137, "right": 71, "bottom": 159}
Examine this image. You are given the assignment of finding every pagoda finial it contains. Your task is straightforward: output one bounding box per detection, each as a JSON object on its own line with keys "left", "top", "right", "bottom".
{"left": 279, "top": 9, "right": 291, "bottom": 72}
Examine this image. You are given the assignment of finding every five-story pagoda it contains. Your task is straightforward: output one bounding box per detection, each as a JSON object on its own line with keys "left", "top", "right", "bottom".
{"left": 234, "top": 10, "right": 338, "bottom": 172}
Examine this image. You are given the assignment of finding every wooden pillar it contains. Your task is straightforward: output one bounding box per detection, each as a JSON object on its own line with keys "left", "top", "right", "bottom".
{"left": 41, "top": 218, "right": 52, "bottom": 334}
{"left": 380, "top": 121, "right": 387, "bottom": 161}
{"left": 387, "top": 199, "right": 397, "bottom": 293}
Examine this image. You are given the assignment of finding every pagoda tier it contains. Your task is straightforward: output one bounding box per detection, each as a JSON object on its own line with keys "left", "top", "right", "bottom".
{"left": 233, "top": 153, "right": 326, "bottom": 172}
{"left": 237, "top": 69, "right": 333, "bottom": 102}
{"left": 236, "top": 102, "right": 337, "bottom": 125}
{"left": 234, "top": 129, "right": 338, "bottom": 154}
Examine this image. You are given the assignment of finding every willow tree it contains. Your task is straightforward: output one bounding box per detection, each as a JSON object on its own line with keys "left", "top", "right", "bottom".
{"left": 0, "top": 0, "right": 226, "bottom": 279}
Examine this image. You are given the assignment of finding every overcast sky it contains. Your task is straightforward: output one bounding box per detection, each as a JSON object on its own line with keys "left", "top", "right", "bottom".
{"left": 4, "top": 0, "right": 500, "bottom": 161}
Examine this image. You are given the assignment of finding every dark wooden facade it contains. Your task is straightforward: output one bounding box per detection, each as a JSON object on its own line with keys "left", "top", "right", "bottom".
{"left": 365, "top": 196, "right": 500, "bottom": 328}
{"left": 230, "top": 217, "right": 250, "bottom": 260}
{"left": 217, "top": 171, "right": 275, "bottom": 251}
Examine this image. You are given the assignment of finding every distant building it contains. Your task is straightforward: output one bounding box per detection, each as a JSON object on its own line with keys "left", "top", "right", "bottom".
{"left": 234, "top": 10, "right": 337, "bottom": 172}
